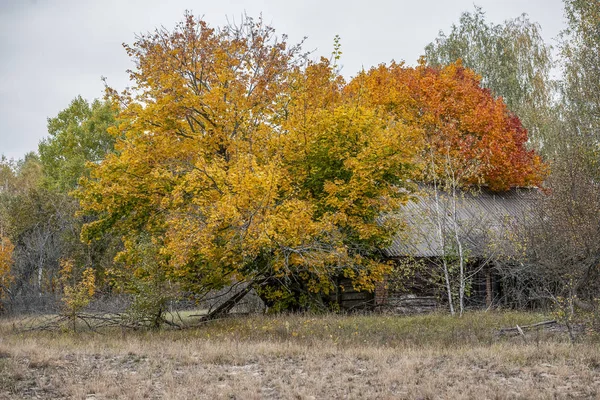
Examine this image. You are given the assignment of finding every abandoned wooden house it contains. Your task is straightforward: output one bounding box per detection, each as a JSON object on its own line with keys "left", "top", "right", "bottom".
{"left": 333, "top": 186, "right": 537, "bottom": 313}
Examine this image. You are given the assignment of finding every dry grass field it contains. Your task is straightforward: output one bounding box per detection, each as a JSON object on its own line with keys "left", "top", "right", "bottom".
{"left": 0, "top": 312, "right": 599, "bottom": 399}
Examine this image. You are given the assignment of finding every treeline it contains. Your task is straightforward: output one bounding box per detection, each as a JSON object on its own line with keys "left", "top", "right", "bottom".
{"left": 0, "top": 98, "right": 118, "bottom": 313}
{"left": 0, "top": 1, "right": 599, "bottom": 326}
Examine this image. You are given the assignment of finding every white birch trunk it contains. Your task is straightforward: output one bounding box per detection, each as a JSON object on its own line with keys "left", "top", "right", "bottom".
{"left": 431, "top": 154, "right": 454, "bottom": 315}
{"left": 451, "top": 182, "right": 465, "bottom": 316}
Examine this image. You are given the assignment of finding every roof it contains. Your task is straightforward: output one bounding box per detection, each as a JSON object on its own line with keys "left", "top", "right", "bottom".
{"left": 385, "top": 186, "right": 538, "bottom": 258}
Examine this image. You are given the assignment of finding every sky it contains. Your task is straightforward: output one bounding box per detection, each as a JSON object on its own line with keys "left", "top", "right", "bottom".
{"left": 0, "top": 0, "right": 565, "bottom": 160}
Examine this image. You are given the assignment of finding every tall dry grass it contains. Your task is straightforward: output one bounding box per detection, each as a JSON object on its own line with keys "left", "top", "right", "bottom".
{"left": 0, "top": 312, "right": 598, "bottom": 399}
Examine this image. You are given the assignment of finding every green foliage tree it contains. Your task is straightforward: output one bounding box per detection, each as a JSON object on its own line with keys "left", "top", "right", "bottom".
{"left": 529, "top": 0, "right": 600, "bottom": 319}
{"left": 500, "top": 1, "right": 600, "bottom": 328}
{"left": 38, "top": 96, "right": 120, "bottom": 297}
{"left": 39, "top": 96, "right": 117, "bottom": 191}
{"left": 560, "top": 0, "right": 600, "bottom": 147}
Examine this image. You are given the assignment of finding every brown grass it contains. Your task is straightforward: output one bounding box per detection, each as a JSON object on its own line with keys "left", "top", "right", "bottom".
{"left": 0, "top": 312, "right": 598, "bottom": 399}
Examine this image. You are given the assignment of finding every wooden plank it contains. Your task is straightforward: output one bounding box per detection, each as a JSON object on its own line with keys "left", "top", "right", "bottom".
{"left": 339, "top": 299, "right": 372, "bottom": 309}
{"left": 340, "top": 292, "right": 371, "bottom": 301}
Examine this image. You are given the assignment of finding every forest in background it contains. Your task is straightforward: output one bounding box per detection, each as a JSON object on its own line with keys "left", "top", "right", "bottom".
{"left": 0, "top": 0, "right": 599, "bottom": 330}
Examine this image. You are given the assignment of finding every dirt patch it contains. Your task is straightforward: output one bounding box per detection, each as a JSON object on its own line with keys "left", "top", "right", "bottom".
{"left": 0, "top": 341, "right": 598, "bottom": 399}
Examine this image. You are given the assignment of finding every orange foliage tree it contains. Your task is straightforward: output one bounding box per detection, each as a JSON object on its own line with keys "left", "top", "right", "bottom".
{"left": 0, "top": 235, "right": 14, "bottom": 304}
{"left": 347, "top": 60, "right": 546, "bottom": 314}
{"left": 347, "top": 60, "right": 546, "bottom": 191}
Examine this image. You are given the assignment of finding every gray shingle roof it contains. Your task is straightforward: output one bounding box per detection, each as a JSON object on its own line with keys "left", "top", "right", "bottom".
{"left": 385, "top": 186, "right": 537, "bottom": 258}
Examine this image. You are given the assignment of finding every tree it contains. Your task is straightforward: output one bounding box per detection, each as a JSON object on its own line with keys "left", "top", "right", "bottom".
{"left": 0, "top": 153, "right": 102, "bottom": 313}
{"left": 0, "top": 101, "right": 119, "bottom": 313}
{"left": 524, "top": 150, "right": 600, "bottom": 304}
{"left": 510, "top": 0, "right": 600, "bottom": 324}
{"left": 560, "top": 0, "right": 600, "bottom": 146}
{"left": 59, "top": 258, "right": 96, "bottom": 331}
{"left": 0, "top": 234, "right": 14, "bottom": 306}
{"left": 75, "top": 13, "right": 547, "bottom": 318}
{"left": 538, "top": 0, "right": 600, "bottom": 307}
{"left": 346, "top": 60, "right": 546, "bottom": 192}
{"left": 76, "top": 14, "right": 419, "bottom": 315}
{"left": 39, "top": 96, "right": 117, "bottom": 192}
{"left": 33, "top": 96, "right": 119, "bottom": 307}
{"left": 0, "top": 154, "right": 65, "bottom": 309}
{"left": 424, "top": 7, "right": 556, "bottom": 152}
{"left": 346, "top": 60, "right": 546, "bottom": 314}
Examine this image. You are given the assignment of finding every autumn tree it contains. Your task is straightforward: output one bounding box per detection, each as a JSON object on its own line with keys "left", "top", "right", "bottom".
{"left": 59, "top": 258, "right": 96, "bottom": 331}
{"left": 0, "top": 234, "right": 14, "bottom": 308}
{"left": 400, "top": 62, "right": 543, "bottom": 314}
{"left": 76, "top": 14, "right": 419, "bottom": 316}
{"left": 347, "top": 60, "right": 545, "bottom": 192}
{"left": 346, "top": 61, "right": 545, "bottom": 314}
{"left": 424, "top": 7, "right": 556, "bottom": 152}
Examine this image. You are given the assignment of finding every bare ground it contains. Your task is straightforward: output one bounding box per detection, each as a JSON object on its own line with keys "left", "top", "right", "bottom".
{"left": 0, "top": 313, "right": 598, "bottom": 399}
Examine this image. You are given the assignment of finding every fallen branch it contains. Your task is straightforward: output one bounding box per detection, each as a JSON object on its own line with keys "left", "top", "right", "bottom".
{"left": 15, "top": 312, "right": 147, "bottom": 333}
{"left": 160, "top": 315, "right": 182, "bottom": 329}
{"left": 516, "top": 324, "right": 527, "bottom": 343}
{"left": 497, "top": 320, "right": 557, "bottom": 335}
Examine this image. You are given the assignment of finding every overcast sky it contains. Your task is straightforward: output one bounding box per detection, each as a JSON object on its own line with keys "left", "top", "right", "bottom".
{"left": 0, "top": 0, "right": 565, "bottom": 160}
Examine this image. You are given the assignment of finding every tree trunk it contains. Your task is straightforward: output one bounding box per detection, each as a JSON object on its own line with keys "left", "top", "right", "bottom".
{"left": 202, "top": 282, "right": 256, "bottom": 321}
{"left": 450, "top": 185, "right": 465, "bottom": 316}
{"left": 431, "top": 170, "right": 454, "bottom": 315}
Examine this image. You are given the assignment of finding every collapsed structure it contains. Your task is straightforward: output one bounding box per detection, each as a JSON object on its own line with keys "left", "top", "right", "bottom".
{"left": 333, "top": 187, "right": 537, "bottom": 313}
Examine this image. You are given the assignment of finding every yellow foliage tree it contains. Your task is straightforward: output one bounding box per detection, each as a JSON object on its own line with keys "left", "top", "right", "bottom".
{"left": 59, "top": 259, "right": 96, "bottom": 330}
{"left": 76, "top": 14, "right": 419, "bottom": 311}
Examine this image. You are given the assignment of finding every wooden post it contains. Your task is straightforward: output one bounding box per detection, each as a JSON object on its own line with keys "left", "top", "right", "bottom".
{"left": 374, "top": 279, "right": 388, "bottom": 306}
{"left": 485, "top": 263, "right": 493, "bottom": 308}
{"left": 335, "top": 276, "right": 341, "bottom": 307}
